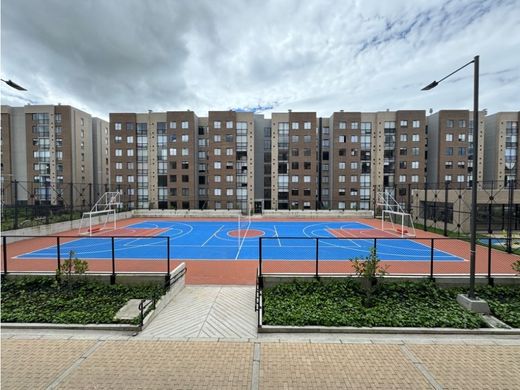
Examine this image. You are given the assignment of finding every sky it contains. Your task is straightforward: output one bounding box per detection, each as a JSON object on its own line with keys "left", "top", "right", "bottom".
{"left": 1, "top": 0, "right": 519, "bottom": 120}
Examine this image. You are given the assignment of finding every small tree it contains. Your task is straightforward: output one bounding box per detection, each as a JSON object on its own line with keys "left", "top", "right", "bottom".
{"left": 350, "top": 247, "right": 388, "bottom": 307}
{"left": 56, "top": 250, "right": 89, "bottom": 289}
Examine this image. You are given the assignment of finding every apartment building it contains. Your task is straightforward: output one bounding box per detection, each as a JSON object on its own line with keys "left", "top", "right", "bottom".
{"left": 1, "top": 104, "right": 94, "bottom": 207}
{"left": 270, "top": 112, "right": 318, "bottom": 210}
{"left": 109, "top": 110, "right": 255, "bottom": 212}
{"left": 92, "top": 117, "right": 110, "bottom": 197}
{"left": 326, "top": 110, "right": 426, "bottom": 210}
{"left": 426, "top": 110, "right": 485, "bottom": 187}
{"left": 1, "top": 109, "right": 13, "bottom": 202}
{"left": 484, "top": 112, "right": 519, "bottom": 185}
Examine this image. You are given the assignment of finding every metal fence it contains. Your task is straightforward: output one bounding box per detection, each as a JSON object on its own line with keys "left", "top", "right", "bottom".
{"left": 1, "top": 235, "right": 172, "bottom": 285}
{"left": 257, "top": 236, "right": 519, "bottom": 280}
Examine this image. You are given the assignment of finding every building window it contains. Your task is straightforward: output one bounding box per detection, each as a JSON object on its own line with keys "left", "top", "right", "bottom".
{"left": 226, "top": 189, "right": 233, "bottom": 196}
{"left": 127, "top": 136, "right": 134, "bottom": 143}
{"left": 350, "top": 175, "right": 357, "bottom": 182}
{"left": 115, "top": 175, "right": 123, "bottom": 183}
{"left": 338, "top": 162, "right": 346, "bottom": 169}
{"left": 214, "top": 121, "right": 221, "bottom": 129}
{"left": 115, "top": 162, "right": 123, "bottom": 170}
{"left": 411, "top": 161, "right": 419, "bottom": 169}
{"left": 304, "top": 122, "right": 311, "bottom": 129}
{"left": 400, "top": 120, "right": 408, "bottom": 127}
{"left": 350, "top": 162, "right": 358, "bottom": 170}
{"left": 182, "top": 148, "right": 189, "bottom": 156}
{"left": 226, "top": 121, "right": 233, "bottom": 129}
{"left": 447, "top": 120, "right": 454, "bottom": 128}
{"left": 128, "top": 175, "right": 134, "bottom": 183}
{"left": 226, "top": 148, "right": 233, "bottom": 156}
{"left": 214, "top": 189, "right": 221, "bottom": 196}
{"left": 458, "top": 134, "right": 466, "bottom": 142}
{"left": 115, "top": 122, "right": 122, "bottom": 130}
{"left": 339, "top": 121, "right": 346, "bottom": 129}
{"left": 411, "top": 175, "right": 419, "bottom": 183}
{"left": 214, "top": 162, "right": 221, "bottom": 169}
{"left": 399, "top": 175, "right": 406, "bottom": 183}
{"left": 412, "top": 134, "right": 420, "bottom": 142}
{"left": 459, "top": 147, "right": 466, "bottom": 156}
{"left": 412, "top": 120, "right": 420, "bottom": 128}
{"left": 352, "top": 122, "right": 359, "bottom": 130}
{"left": 169, "top": 121, "right": 176, "bottom": 129}
{"left": 400, "top": 134, "right": 408, "bottom": 142}
{"left": 351, "top": 135, "right": 358, "bottom": 143}
{"left": 181, "top": 121, "right": 188, "bottom": 129}
{"left": 304, "top": 135, "right": 311, "bottom": 143}
{"left": 446, "top": 133, "right": 453, "bottom": 142}
{"left": 115, "top": 149, "right": 122, "bottom": 156}
{"left": 339, "top": 135, "right": 346, "bottom": 143}
{"left": 338, "top": 175, "right": 346, "bottom": 183}
{"left": 458, "top": 120, "right": 466, "bottom": 128}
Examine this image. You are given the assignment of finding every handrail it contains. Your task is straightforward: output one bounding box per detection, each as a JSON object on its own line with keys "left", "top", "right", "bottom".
{"left": 165, "top": 266, "right": 187, "bottom": 289}
{"left": 138, "top": 298, "right": 156, "bottom": 328}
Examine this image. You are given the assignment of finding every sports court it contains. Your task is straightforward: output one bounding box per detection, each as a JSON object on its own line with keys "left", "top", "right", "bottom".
{"left": 16, "top": 220, "right": 463, "bottom": 262}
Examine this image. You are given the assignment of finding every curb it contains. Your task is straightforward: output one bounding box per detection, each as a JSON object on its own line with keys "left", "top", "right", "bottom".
{"left": 258, "top": 325, "right": 520, "bottom": 335}
{"left": 1, "top": 323, "right": 139, "bottom": 332}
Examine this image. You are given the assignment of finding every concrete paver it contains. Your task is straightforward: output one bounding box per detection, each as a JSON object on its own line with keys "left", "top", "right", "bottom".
{"left": 2, "top": 337, "right": 520, "bottom": 389}
{"left": 1, "top": 339, "right": 95, "bottom": 390}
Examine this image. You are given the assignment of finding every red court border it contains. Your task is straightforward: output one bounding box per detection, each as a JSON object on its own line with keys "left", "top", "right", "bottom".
{"left": 1, "top": 217, "right": 518, "bottom": 285}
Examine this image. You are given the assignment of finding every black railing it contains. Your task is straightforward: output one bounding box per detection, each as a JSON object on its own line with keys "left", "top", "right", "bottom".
{"left": 255, "top": 268, "right": 263, "bottom": 328}
{"left": 1, "top": 235, "right": 171, "bottom": 284}
{"left": 139, "top": 298, "right": 156, "bottom": 328}
{"left": 258, "top": 236, "right": 518, "bottom": 282}
{"left": 165, "top": 264, "right": 187, "bottom": 289}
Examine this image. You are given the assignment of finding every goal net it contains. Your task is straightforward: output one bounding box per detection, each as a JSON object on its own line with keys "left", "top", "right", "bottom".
{"left": 78, "top": 192, "right": 122, "bottom": 236}
{"left": 377, "top": 192, "right": 416, "bottom": 237}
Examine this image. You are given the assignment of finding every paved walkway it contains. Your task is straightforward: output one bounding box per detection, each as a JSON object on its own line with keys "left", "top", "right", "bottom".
{"left": 139, "top": 286, "right": 257, "bottom": 339}
{"left": 2, "top": 332, "right": 520, "bottom": 389}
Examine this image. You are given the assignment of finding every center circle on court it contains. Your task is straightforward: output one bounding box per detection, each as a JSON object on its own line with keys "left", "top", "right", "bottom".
{"left": 227, "top": 229, "right": 265, "bottom": 238}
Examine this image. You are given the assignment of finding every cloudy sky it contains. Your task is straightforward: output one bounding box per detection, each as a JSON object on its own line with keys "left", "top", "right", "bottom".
{"left": 1, "top": 0, "right": 519, "bottom": 120}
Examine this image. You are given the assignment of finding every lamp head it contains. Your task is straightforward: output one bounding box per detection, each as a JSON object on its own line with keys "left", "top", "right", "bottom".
{"left": 421, "top": 81, "right": 438, "bottom": 91}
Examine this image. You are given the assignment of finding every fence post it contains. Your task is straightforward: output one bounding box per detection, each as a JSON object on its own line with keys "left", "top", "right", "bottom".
{"left": 373, "top": 238, "right": 377, "bottom": 256}
{"left": 89, "top": 183, "right": 93, "bottom": 211}
{"left": 13, "top": 180, "right": 19, "bottom": 230}
{"left": 69, "top": 182, "right": 74, "bottom": 221}
{"left": 111, "top": 236, "right": 116, "bottom": 284}
{"left": 506, "top": 180, "right": 514, "bottom": 253}
{"left": 258, "top": 237, "right": 263, "bottom": 277}
{"left": 2, "top": 236, "right": 7, "bottom": 276}
{"left": 166, "top": 236, "right": 171, "bottom": 287}
{"left": 407, "top": 183, "right": 412, "bottom": 214}
{"left": 487, "top": 181, "right": 494, "bottom": 234}
{"left": 315, "top": 238, "right": 319, "bottom": 279}
{"left": 56, "top": 237, "right": 61, "bottom": 279}
{"left": 487, "top": 238, "right": 493, "bottom": 286}
{"left": 423, "top": 181, "right": 428, "bottom": 232}
{"left": 443, "top": 181, "right": 449, "bottom": 236}
{"left": 430, "top": 239, "right": 434, "bottom": 279}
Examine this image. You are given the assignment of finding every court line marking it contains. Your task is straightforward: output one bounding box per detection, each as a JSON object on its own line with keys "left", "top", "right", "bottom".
{"left": 201, "top": 225, "right": 225, "bottom": 247}
{"left": 273, "top": 225, "right": 281, "bottom": 247}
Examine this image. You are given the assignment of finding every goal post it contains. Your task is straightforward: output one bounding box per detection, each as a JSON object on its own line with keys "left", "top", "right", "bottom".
{"left": 79, "top": 192, "right": 121, "bottom": 236}
{"left": 377, "top": 191, "right": 416, "bottom": 237}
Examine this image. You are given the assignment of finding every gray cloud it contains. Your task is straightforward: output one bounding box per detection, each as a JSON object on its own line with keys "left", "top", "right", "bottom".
{"left": 1, "top": 0, "right": 519, "bottom": 119}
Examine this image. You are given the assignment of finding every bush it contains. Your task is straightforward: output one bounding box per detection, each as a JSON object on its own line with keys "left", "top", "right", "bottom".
{"left": 263, "top": 279, "right": 483, "bottom": 328}
{"left": 1, "top": 277, "right": 165, "bottom": 324}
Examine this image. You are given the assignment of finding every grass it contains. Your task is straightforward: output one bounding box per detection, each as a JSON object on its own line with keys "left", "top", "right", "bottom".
{"left": 1, "top": 277, "right": 165, "bottom": 325}
{"left": 263, "top": 279, "right": 484, "bottom": 328}
{"left": 476, "top": 285, "right": 520, "bottom": 328}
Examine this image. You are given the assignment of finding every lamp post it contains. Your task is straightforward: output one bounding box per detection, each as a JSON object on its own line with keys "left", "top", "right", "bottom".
{"left": 422, "top": 55, "right": 479, "bottom": 299}
{"left": 1, "top": 79, "right": 27, "bottom": 91}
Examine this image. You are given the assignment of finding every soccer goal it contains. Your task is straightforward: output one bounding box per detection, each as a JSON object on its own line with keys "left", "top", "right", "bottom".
{"left": 78, "top": 192, "right": 122, "bottom": 236}
{"left": 376, "top": 191, "right": 416, "bottom": 237}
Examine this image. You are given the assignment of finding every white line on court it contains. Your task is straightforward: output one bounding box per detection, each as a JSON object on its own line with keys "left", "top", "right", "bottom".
{"left": 273, "top": 225, "right": 282, "bottom": 247}
{"left": 202, "top": 225, "right": 225, "bottom": 247}
{"left": 235, "top": 220, "right": 252, "bottom": 260}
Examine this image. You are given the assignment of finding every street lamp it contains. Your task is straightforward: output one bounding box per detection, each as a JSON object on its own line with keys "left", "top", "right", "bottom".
{"left": 1, "top": 79, "right": 27, "bottom": 91}
{"left": 422, "top": 55, "right": 479, "bottom": 299}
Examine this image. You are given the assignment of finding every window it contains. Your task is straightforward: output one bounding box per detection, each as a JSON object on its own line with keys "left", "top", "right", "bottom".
{"left": 182, "top": 148, "right": 189, "bottom": 156}
{"left": 115, "top": 122, "right": 122, "bottom": 130}
{"left": 226, "top": 148, "right": 233, "bottom": 156}
{"left": 399, "top": 175, "right": 406, "bottom": 183}
{"left": 411, "top": 161, "right": 419, "bottom": 169}
{"left": 339, "top": 135, "right": 346, "bottom": 143}
{"left": 214, "top": 135, "right": 221, "bottom": 142}
{"left": 291, "top": 135, "right": 299, "bottom": 143}
{"left": 458, "top": 120, "right": 466, "bottom": 128}
{"left": 291, "top": 162, "right": 299, "bottom": 169}
{"left": 445, "top": 161, "right": 453, "bottom": 169}
{"left": 214, "top": 175, "right": 221, "bottom": 182}
{"left": 128, "top": 175, "right": 134, "bottom": 183}
{"left": 350, "top": 175, "right": 357, "bottom": 182}
{"left": 351, "top": 122, "right": 359, "bottom": 130}
{"left": 115, "top": 149, "right": 122, "bottom": 156}
{"left": 214, "top": 189, "right": 221, "bottom": 196}
{"left": 226, "top": 189, "right": 233, "bottom": 196}
{"left": 399, "top": 161, "right": 407, "bottom": 169}
{"left": 446, "top": 133, "right": 453, "bottom": 141}
{"left": 338, "top": 148, "right": 346, "bottom": 156}
{"left": 127, "top": 162, "right": 134, "bottom": 170}
{"left": 447, "top": 120, "right": 454, "bottom": 128}
{"left": 338, "top": 162, "right": 346, "bottom": 169}
{"left": 169, "top": 148, "right": 177, "bottom": 156}
{"left": 411, "top": 175, "right": 419, "bottom": 183}
{"left": 400, "top": 134, "right": 408, "bottom": 142}
{"left": 181, "top": 134, "right": 189, "bottom": 142}
{"left": 444, "top": 175, "right": 452, "bottom": 182}
{"left": 214, "top": 148, "right": 221, "bottom": 156}
{"left": 304, "top": 135, "right": 311, "bottom": 143}
{"left": 292, "top": 122, "right": 299, "bottom": 130}
{"left": 181, "top": 161, "right": 189, "bottom": 169}
{"left": 351, "top": 135, "right": 358, "bottom": 143}
{"left": 226, "top": 121, "right": 233, "bottom": 129}
{"left": 400, "top": 120, "right": 408, "bottom": 127}
{"left": 170, "top": 135, "right": 177, "bottom": 143}
{"left": 226, "top": 175, "right": 233, "bottom": 183}
{"left": 350, "top": 162, "right": 358, "bottom": 170}
{"left": 182, "top": 175, "right": 189, "bottom": 183}
{"left": 412, "top": 120, "right": 420, "bottom": 128}
{"left": 115, "top": 162, "right": 123, "bottom": 170}
{"left": 458, "top": 147, "right": 466, "bottom": 156}
{"left": 304, "top": 122, "right": 311, "bottom": 129}
{"left": 304, "top": 162, "right": 311, "bottom": 170}
{"left": 214, "top": 121, "right": 221, "bottom": 128}
{"left": 304, "top": 176, "right": 311, "bottom": 183}
{"left": 181, "top": 121, "right": 188, "bottom": 129}
{"left": 291, "top": 175, "right": 299, "bottom": 183}
{"left": 214, "top": 162, "right": 221, "bottom": 169}
{"left": 412, "top": 134, "right": 420, "bottom": 142}
{"left": 169, "top": 121, "right": 176, "bottom": 129}
{"left": 115, "top": 175, "right": 123, "bottom": 183}
{"left": 127, "top": 136, "right": 134, "bottom": 143}
{"left": 412, "top": 147, "right": 420, "bottom": 156}
{"left": 457, "top": 175, "right": 465, "bottom": 182}
{"left": 127, "top": 149, "right": 134, "bottom": 156}
{"left": 458, "top": 133, "right": 466, "bottom": 142}
{"left": 338, "top": 175, "right": 346, "bottom": 183}
{"left": 303, "top": 149, "right": 311, "bottom": 156}
{"left": 339, "top": 121, "right": 346, "bottom": 129}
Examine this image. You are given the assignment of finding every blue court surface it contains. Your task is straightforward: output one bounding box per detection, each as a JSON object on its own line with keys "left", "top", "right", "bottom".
{"left": 18, "top": 220, "right": 464, "bottom": 262}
